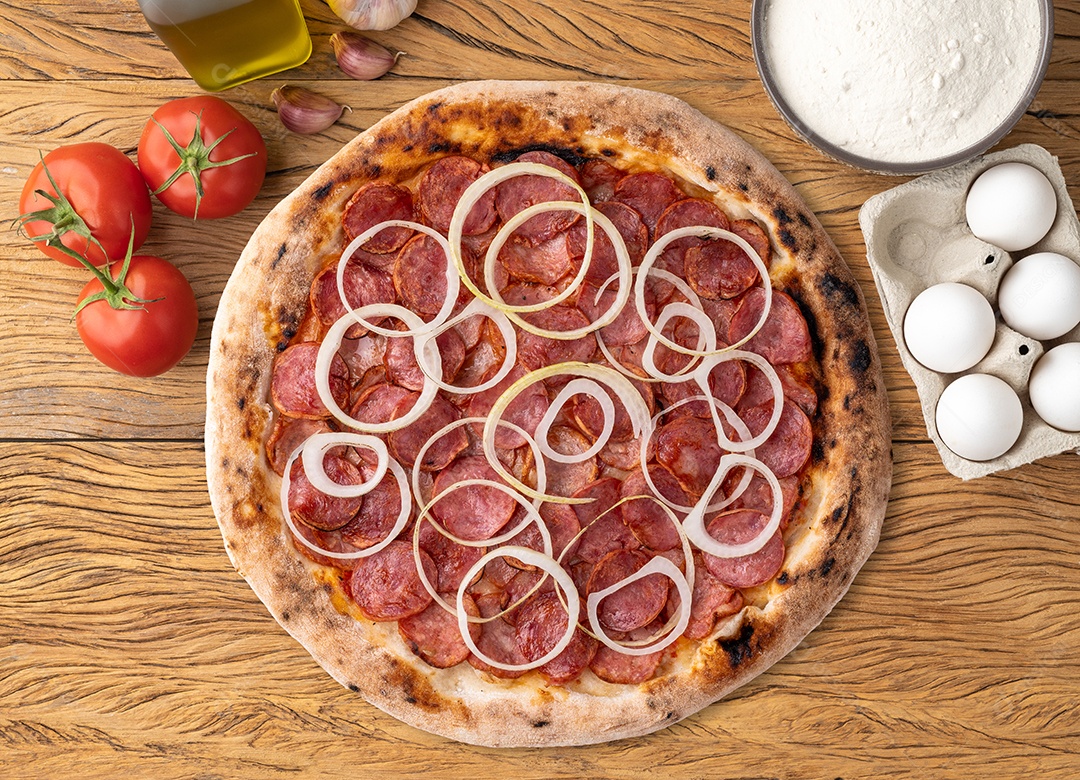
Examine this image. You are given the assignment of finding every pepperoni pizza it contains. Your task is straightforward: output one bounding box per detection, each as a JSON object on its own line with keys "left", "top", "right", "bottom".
{"left": 205, "top": 81, "right": 891, "bottom": 747}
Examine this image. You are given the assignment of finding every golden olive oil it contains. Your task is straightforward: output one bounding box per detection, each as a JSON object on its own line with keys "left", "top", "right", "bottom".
{"left": 140, "top": 0, "right": 311, "bottom": 92}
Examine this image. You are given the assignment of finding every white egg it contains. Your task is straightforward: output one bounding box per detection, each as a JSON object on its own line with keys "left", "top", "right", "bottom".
{"left": 903, "top": 282, "right": 996, "bottom": 373}
{"left": 935, "top": 373, "right": 1024, "bottom": 461}
{"left": 965, "top": 162, "right": 1058, "bottom": 252}
{"left": 997, "top": 251, "right": 1080, "bottom": 340}
{"left": 1028, "top": 342, "right": 1080, "bottom": 432}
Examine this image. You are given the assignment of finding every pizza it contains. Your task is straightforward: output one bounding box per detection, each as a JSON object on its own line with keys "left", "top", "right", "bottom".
{"left": 205, "top": 81, "right": 891, "bottom": 747}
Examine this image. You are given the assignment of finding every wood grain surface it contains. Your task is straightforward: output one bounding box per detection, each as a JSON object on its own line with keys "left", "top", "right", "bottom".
{"left": 2, "top": 1, "right": 1079, "bottom": 777}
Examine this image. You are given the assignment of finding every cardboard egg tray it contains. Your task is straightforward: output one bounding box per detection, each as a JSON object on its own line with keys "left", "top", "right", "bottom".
{"left": 859, "top": 144, "right": 1080, "bottom": 479}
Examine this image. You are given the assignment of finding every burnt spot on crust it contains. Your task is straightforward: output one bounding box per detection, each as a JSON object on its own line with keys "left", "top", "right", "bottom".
{"left": 820, "top": 556, "right": 836, "bottom": 577}
{"left": 380, "top": 657, "right": 459, "bottom": 715}
{"left": 237, "top": 397, "right": 246, "bottom": 411}
{"left": 533, "top": 720, "right": 550, "bottom": 729}
{"left": 705, "top": 165, "right": 717, "bottom": 181}
{"left": 720, "top": 623, "right": 755, "bottom": 668}
{"left": 811, "top": 437, "right": 826, "bottom": 464}
{"left": 820, "top": 271, "right": 861, "bottom": 310}
{"left": 491, "top": 144, "right": 590, "bottom": 168}
{"left": 271, "top": 242, "right": 288, "bottom": 271}
{"left": 849, "top": 339, "right": 873, "bottom": 374}
{"left": 777, "top": 571, "right": 789, "bottom": 585}
{"left": 773, "top": 205, "right": 793, "bottom": 226}
{"left": 348, "top": 683, "right": 360, "bottom": 693}
{"left": 281, "top": 610, "right": 290, "bottom": 622}
{"left": 778, "top": 227, "right": 798, "bottom": 251}
{"left": 313, "top": 180, "right": 335, "bottom": 202}
{"left": 427, "top": 141, "right": 452, "bottom": 155}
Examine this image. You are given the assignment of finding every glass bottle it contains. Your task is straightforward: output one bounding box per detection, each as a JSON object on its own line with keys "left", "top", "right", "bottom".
{"left": 137, "top": 0, "right": 312, "bottom": 92}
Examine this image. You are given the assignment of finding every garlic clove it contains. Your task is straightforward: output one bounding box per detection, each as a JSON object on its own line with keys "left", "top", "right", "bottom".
{"left": 327, "top": 0, "right": 417, "bottom": 31}
{"left": 331, "top": 31, "right": 401, "bottom": 80}
{"left": 272, "top": 85, "right": 345, "bottom": 135}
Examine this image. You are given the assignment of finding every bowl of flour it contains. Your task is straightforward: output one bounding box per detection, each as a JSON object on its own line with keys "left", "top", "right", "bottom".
{"left": 752, "top": 0, "right": 1053, "bottom": 174}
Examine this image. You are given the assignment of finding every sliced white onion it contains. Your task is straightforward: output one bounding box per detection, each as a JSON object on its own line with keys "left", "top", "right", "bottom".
{"left": 315, "top": 306, "right": 440, "bottom": 434}
{"left": 640, "top": 300, "right": 716, "bottom": 380}
{"left": 634, "top": 225, "right": 772, "bottom": 357}
{"left": 682, "top": 453, "right": 784, "bottom": 559}
{"left": 339, "top": 220, "right": 460, "bottom": 336}
{"left": 692, "top": 349, "right": 785, "bottom": 453}
{"left": 449, "top": 162, "right": 594, "bottom": 315}
{"left": 457, "top": 546, "right": 580, "bottom": 672}
{"left": 412, "top": 298, "right": 518, "bottom": 395}
{"left": 299, "top": 432, "right": 388, "bottom": 498}
{"left": 586, "top": 555, "right": 692, "bottom": 656}
{"left": 534, "top": 378, "right": 614, "bottom": 464}
{"left": 279, "top": 446, "right": 411, "bottom": 561}
{"left": 482, "top": 363, "right": 652, "bottom": 503}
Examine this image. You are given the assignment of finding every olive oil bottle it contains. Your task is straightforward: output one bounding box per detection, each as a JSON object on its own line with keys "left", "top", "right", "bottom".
{"left": 138, "top": 0, "right": 311, "bottom": 92}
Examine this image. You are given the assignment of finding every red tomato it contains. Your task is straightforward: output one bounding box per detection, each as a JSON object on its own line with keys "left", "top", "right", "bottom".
{"left": 18, "top": 143, "right": 153, "bottom": 267}
{"left": 138, "top": 96, "right": 267, "bottom": 219}
{"left": 75, "top": 255, "right": 199, "bottom": 377}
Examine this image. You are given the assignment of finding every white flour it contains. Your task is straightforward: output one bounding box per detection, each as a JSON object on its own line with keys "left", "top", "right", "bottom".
{"left": 763, "top": 0, "right": 1045, "bottom": 165}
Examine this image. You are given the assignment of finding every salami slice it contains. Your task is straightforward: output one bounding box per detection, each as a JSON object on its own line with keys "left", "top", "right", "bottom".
{"left": 498, "top": 232, "right": 575, "bottom": 285}
{"left": 728, "top": 288, "right": 812, "bottom": 364}
{"left": 343, "top": 182, "right": 415, "bottom": 253}
{"left": 681, "top": 560, "right": 744, "bottom": 640}
{"left": 466, "top": 364, "right": 550, "bottom": 450}
{"left": 348, "top": 382, "right": 414, "bottom": 428}
{"left": 579, "top": 158, "right": 624, "bottom": 203}
{"left": 399, "top": 592, "right": 481, "bottom": 669}
{"left": 418, "top": 155, "right": 497, "bottom": 235}
{"left": 568, "top": 199, "right": 649, "bottom": 284}
{"left": 266, "top": 416, "right": 332, "bottom": 476}
{"left": 589, "top": 622, "right": 665, "bottom": 684}
{"left": 538, "top": 502, "right": 583, "bottom": 561}
{"left": 655, "top": 198, "right": 732, "bottom": 277}
{"left": 619, "top": 466, "right": 687, "bottom": 551}
{"left": 660, "top": 353, "right": 748, "bottom": 418}
{"left": 286, "top": 453, "right": 365, "bottom": 531}
{"left": 467, "top": 606, "right": 529, "bottom": 679}
{"left": 418, "top": 521, "right": 485, "bottom": 593}
{"left": 701, "top": 509, "right": 785, "bottom": 588}
{"left": 516, "top": 305, "right": 596, "bottom": 371}
{"left": 392, "top": 233, "right": 450, "bottom": 319}
{"left": 347, "top": 540, "right": 436, "bottom": 621}
{"left": 542, "top": 425, "right": 600, "bottom": 498}
{"left": 431, "top": 455, "right": 516, "bottom": 542}
{"left": 310, "top": 260, "right": 397, "bottom": 335}
{"left": 577, "top": 280, "right": 654, "bottom": 347}
{"left": 495, "top": 151, "right": 582, "bottom": 246}
{"left": 388, "top": 393, "right": 467, "bottom": 470}
{"left": 271, "top": 343, "right": 349, "bottom": 420}
{"left": 739, "top": 399, "right": 812, "bottom": 478}
{"left": 338, "top": 462, "right": 403, "bottom": 549}
{"left": 383, "top": 328, "right": 466, "bottom": 392}
{"left": 515, "top": 591, "right": 598, "bottom": 685}
{"left": 586, "top": 549, "right": 669, "bottom": 632}
{"left": 573, "top": 508, "right": 637, "bottom": 565}
{"left": 654, "top": 415, "right": 723, "bottom": 496}
{"left": 613, "top": 172, "right": 683, "bottom": 236}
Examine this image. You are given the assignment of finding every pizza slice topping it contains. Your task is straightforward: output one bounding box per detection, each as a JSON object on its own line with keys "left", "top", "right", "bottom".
{"left": 265, "top": 153, "right": 819, "bottom": 683}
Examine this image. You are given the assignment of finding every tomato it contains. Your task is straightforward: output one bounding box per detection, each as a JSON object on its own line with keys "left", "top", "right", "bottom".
{"left": 18, "top": 143, "right": 153, "bottom": 267}
{"left": 138, "top": 96, "right": 267, "bottom": 219}
{"left": 75, "top": 255, "right": 199, "bottom": 377}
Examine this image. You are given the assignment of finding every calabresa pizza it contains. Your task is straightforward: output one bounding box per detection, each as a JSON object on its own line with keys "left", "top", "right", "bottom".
{"left": 206, "top": 81, "right": 891, "bottom": 747}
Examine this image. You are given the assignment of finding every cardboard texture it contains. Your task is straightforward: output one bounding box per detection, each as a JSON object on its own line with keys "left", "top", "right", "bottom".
{"left": 860, "top": 144, "right": 1080, "bottom": 479}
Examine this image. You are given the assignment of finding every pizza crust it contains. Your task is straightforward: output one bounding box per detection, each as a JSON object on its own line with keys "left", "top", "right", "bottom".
{"left": 206, "top": 80, "right": 891, "bottom": 747}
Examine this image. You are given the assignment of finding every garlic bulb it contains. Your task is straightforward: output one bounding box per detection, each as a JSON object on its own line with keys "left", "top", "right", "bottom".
{"left": 327, "top": 0, "right": 417, "bottom": 31}
{"left": 331, "top": 32, "right": 401, "bottom": 80}
{"left": 272, "top": 86, "right": 344, "bottom": 134}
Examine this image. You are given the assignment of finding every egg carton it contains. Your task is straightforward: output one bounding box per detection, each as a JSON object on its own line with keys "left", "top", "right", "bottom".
{"left": 859, "top": 144, "right": 1080, "bottom": 479}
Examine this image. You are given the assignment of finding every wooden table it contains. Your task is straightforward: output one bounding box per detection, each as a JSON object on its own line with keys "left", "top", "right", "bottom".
{"left": 2, "top": 2, "right": 1078, "bottom": 777}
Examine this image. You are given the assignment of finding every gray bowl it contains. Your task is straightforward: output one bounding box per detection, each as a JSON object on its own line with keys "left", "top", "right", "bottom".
{"left": 751, "top": 0, "right": 1055, "bottom": 175}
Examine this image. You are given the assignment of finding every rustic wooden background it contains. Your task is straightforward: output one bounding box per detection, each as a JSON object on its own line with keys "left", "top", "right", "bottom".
{"left": 1, "top": 1, "right": 1079, "bottom": 777}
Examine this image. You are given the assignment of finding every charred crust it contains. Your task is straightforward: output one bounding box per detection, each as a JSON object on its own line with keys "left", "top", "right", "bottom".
{"left": 271, "top": 242, "right": 288, "bottom": 271}
{"left": 491, "top": 144, "right": 590, "bottom": 168}
{"left": 777, "top": 571, "right": 789, "bottom": 585}
{"left": 720, "top": 622, "right": 755, "bottom": 668}
{"left": 348, "top": 683, "right": 360, "bottom": 692}
{"left": 819, "top": 556, "right": 835, "bottom": 577}
{"left": 312, "top": 181, "right": 335, "bottom": 202}
{"left": 532, "top": 720, "right": 550, "bottom": 728}
{"left": 820, "top": 271, "right": 861, "bottom": 310}
{"left": 281, "top": 610, "right": 290, "bottom": 622}
{"left": 705, "top": 165, "right": 717, "bottom": 181}
{"left": 849, "top": 339, "right": 873, "bottom": 374}
{"left": 237, "top": 397, "right": 246, "bottom": 411}
{"left": 778, "top": 228, "right": 798, "bottom": 251}
{"left": 772, "top": 205, "right": 793, "bottom": 225}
